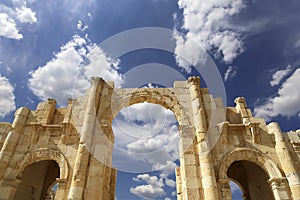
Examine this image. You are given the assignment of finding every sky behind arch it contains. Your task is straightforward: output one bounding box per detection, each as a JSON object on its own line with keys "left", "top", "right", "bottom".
{"left": 1, "top": 0, "right": 300, "bottom": 199}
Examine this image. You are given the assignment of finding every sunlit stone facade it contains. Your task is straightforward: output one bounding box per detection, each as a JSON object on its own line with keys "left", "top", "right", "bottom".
{"left": 0, "top": 77, "right": 299, "bottom": 199}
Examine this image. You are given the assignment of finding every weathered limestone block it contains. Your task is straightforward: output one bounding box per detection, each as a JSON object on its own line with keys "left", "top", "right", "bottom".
{"left": 0, "top": 77, "right": 298, "bottom": 200}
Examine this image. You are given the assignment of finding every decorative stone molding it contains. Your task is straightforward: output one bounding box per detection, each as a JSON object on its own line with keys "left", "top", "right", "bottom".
{"left": 11, "top": 148, "right": 69, "bottom": 180}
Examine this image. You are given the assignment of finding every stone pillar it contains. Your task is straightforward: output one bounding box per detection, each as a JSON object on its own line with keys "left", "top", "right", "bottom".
{"left": 268, "top": 177, "right": 291, "bottom": 200}
{"left": 0, "top": 178, "right": 21, "bottom": 199}
{"left": 68, "top": 78, "right": 103, "bottom": 200}
{"left": 175, "top": 167, "right": 183, "bottom": 200}
{"left": 178, "top": 125, "right": 202, "bottom": 199}
{"left": 109, "top": 168, "right": 117, "bottom": 200}
{"left": 268, "top": 122, "right": 300, "bottom": 199}
{"left": 61, "top": 99, "right": 74, "bottom": 144}
{"left": 218, "top": 179, "right": 232, "bottom": 200}
{"left": 234, "top": 97, "right": 251, "bottom": 125}
{"left": 0, "top": 107, "right": 30, "bottom": 180}
{"left": 41, "top": 98, "right": 57, "bottom": 124}
{"left": 187, "top": 77, "right": 219, "bottom": 200}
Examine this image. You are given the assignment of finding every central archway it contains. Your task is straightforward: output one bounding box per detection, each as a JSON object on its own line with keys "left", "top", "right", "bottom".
{"left": 112, "top": 102, "right": 180, "bottom": 199}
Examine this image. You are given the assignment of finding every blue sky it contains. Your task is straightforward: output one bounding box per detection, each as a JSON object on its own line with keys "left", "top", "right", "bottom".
{"left": 1, "top": 0, "right": 300, "bottom": 199}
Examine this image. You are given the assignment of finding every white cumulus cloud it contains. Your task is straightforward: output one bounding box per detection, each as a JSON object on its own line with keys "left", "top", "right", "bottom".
{"left": 130, "top": 185, "right": 164, "bottom": 200}
{"left": 28, "top": 34, "right": 123, "bottom": 106}
{"left": 0, "top": 13, "right": 23, "bottom": 40}
{"left": 112, "top": 103, "right": 179, "bottom": 173}
{"left": 0, "top": 75, "right": 16, "bottom": 118}
{"left": 165, "top": 177, "right": 176, "bottom": 187}
{"left": 0, "top": 2, "right": 38, "bottom": 40}
{"left": 131, "top": 174, "right": 165, "bottom": 200}
{"left": 174, "top": 0, "right": 245, "bottom": 71}
{"left": 16, "top": 6, "right": 37, "bottom": 24}
{"left": 113, "top": 104, "right": 178, "bottom": 198}
{"left": 254, "top": 68, "right": 300, "bottom": 119}
{"left": 270, "top": 65, "right": 292, "bottom": 87}
{"left": 130, "top": 173, "right": 177, "bottom": 199}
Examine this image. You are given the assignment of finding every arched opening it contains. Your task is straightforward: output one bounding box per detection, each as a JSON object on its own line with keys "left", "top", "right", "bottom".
{"left": 14, "top": 160, "right": 60, "bottom": 200}
{"left": 111, "top": 102, "right": 180, "bottom": 199}
{"left": 45, "top": 182, "right": 59, "bottom": 200}
{"left": 227, "top": 160, "right": 274, "bottom": 200}
{"left": 229, "top": 179, "right": 245, "bottom": 200}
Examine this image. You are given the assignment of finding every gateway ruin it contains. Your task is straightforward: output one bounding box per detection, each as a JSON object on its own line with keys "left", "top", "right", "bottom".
{"left": 0, "top": 77, "right": 299, "bottom": 199}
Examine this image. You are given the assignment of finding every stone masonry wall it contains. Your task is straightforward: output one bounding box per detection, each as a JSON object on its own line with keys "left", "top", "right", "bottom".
{"left": 0, "top": 77, "right": 299, "bottom": 200}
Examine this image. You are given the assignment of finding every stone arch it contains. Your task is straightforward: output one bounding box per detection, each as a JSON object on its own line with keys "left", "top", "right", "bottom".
{"left": 106, "top": 88, "right": 192, "bottom": 126}
{"left": 11, "top": 148, "right": 69, "bottom": 181}
{"left": 218, "top": 148, "right": 292, "bottom": 200}
{"left": 219, "top": 148, "right": 283, "bottom": 180}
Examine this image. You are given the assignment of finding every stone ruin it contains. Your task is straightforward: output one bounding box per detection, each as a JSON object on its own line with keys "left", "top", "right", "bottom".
{"left": 0, "top": 77, "right": 299, "bottom": 199}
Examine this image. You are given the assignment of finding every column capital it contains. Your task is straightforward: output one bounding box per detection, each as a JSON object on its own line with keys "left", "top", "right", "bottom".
{"left": 2, "top": 178, "right": 22, "bottom": 188}
{"left": 268, "top": 177, "right": 287, "bottom": 187}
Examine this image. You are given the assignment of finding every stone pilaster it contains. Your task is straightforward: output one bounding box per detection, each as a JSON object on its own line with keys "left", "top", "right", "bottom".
{"left": 175, "top": 167, "right": 183, "bottom": 200}
{"left": 68, "top": 78, "right": 103, "bottom": 200}
{"left": 178, "top": 125, "right": 202, "bottom": 199}
{"left": 0, "top": 107, "right": 30, "bottom": 180}
{"left": 234, "top": 97, "right": 251, "bottom": 125}
{"left": 0, "top": 178, "right": 22, "bottom": 199}
{"left": 268, "top": 122, "right": 300, "bottom": 199}
{"left": 218, "top": 179, "right": 232, "bottom": 200}
{"left": 268, "top": 177, "right": 292, "bottom": 200}
{"left": 187, "top": 77, "right": 219, "bottom": 200}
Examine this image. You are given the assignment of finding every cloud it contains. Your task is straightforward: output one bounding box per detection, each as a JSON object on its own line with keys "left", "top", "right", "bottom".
{"left": 112, "top": 103, "right": 179, "bottom": 173}
{"left": 130, "top": 173, "right": 177, "bottom": 199}
{"left": 224, "top": 66, "right": 237, "bottom": 81}
{"left": 0, "top": 74, "right": 16, "bottom": 118}
{"left": 174, "top": 0, "right": 245, "bottom": 71}
{"left": 130, "top": 185, "right": 164, "bottom": 200}
{"left": 152, "top": 161, "right": 177, "bottom": 175}
{"left": 28, "top": 34, "right": 123, "bottom": 106}
{"left": 0, "top": 1, "right": 38, "bottom": 40}
{"left": 165, "top": 177, "right": 176, "bottom": 187}
{"left": 230, "top": 181, "right": 241, "bottom": 192}
{"left": 133, "top": 174, "right": 164, "bottom": 188}
{"left": 127, "top": 138, "right": 164, "bottom": 154}
{"left": 270, "top": 65, "right": 292, "bottom": 87}
{"left": 254, "top": 68, "right": 300, "bottom": 119}
{"left": 0, "top": 13, "right": 23, "bottom": 40}
{"left": 131, "top": 174, "right": 165, "bottom": 200}
{"left": 112, "top": 103, "right": 179, "bottom": 174}
{"left": 77, "top": 20, "right": 88, "bottom": 31}
{"left": 16, "top": 6, "right": 37, "bottom": 24}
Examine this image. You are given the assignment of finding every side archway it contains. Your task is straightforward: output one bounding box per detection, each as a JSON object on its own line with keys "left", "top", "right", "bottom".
{"left": 9, "top": 148, "right": 69, "bottom": 200}
{"left": 11, "top": 148, "right": 69, "bottom": 181}
{"left": 218, "top": 148, "right": 291, "bottom": 200}
{"left": 219, "top": 148, "right": 282, "bottom": 180}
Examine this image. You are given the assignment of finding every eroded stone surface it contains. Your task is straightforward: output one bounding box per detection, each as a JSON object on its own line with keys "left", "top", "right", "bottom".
{"left": 0, "top": 77, "right": 299, "bottom": 200}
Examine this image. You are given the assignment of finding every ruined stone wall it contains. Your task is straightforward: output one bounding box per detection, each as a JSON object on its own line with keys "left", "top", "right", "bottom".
{"left": 0, "top": 78, "right": 117, "bottom": 200}
{"left": 0, "top": 76, "right": 299, "bottom": 200}
{"left": 174, "top": 78, "right": 300, "bottom": 200}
